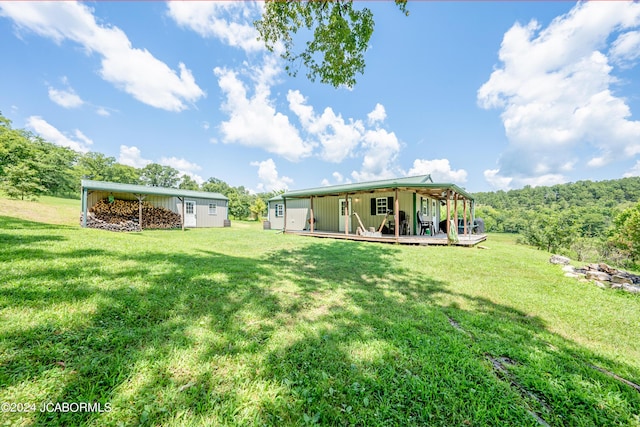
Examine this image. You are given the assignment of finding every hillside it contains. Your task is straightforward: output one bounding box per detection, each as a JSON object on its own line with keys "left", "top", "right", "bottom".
{"left": 474, "top": 176, "right": 640, "bottom": 210}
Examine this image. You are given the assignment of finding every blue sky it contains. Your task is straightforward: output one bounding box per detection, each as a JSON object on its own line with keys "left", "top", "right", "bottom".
{"left": 1, "top": 1, "right": 639, "bottom": 193}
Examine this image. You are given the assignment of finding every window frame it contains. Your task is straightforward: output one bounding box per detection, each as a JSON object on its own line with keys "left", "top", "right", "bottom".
{"left": 208, "top": 202, "right": 217, "bottom": 215}
{"left": 274, "top": 203, "right": 284, "bottom": 218}
{"left": 375, "top": 197, "right": 388, "bottom": 215}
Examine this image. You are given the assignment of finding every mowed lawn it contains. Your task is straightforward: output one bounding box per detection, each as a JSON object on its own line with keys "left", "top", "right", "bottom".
{"left": 1, "top": 197, "right": 639, "bottom": 426}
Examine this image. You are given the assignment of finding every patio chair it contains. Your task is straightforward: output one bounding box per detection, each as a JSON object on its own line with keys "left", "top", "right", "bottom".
{"left": 417, "top": 211, "right": 434, "bottom": 236}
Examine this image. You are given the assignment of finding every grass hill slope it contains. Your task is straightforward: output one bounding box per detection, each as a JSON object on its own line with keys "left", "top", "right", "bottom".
{"left": 1, "top": 196, "right": 638, "bottom": 426}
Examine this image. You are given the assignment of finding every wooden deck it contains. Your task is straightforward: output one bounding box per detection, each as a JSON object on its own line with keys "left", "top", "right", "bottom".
{"left": 286, "top": 230, "right": 487, "bottom": 247}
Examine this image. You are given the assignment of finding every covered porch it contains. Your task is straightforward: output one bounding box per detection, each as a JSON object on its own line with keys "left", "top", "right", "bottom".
{"left": 278, "top": 175, "right": 483, "bottom": 246}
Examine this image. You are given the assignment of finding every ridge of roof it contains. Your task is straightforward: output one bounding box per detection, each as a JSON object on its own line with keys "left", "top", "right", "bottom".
{"left": 81, "top": 180, "right": 228, "bottom": 200}
{"left": 278, "top": 175, "right": 473, "bottom": 200}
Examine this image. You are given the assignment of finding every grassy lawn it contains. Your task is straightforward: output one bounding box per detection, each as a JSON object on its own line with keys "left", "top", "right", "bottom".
{"left": 1, "top": 197, "right": 639, "bottom": 426}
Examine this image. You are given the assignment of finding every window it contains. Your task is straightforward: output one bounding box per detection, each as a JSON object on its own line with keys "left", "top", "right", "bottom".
{"left": 376, "top": 197, "right": 388, "bottom": 215}
{"left": 370, "top": 197, "right": 394, "bottom": 215}
{"left": 422, "top": 198, "right": 430, "bottom": 216}
{"left": 275, "top": 203, "right": 284, "bottom": 218}
{"left": 208, "top": 203, "right": 217, "bottom": 215}
{"left": 185, "top": 202, "right": 194, "bottom": 215}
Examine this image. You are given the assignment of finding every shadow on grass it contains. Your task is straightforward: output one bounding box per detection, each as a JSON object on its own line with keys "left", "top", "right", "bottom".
{"left": 0, "top": 218, "right": 638, "bottom": 426}
{"left": 0, "top": 215, "right": 75, "bottom": 230}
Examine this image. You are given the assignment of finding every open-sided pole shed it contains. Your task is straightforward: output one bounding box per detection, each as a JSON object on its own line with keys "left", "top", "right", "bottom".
{"left": 80, "top": 180, "right": 229, "bottom": 230}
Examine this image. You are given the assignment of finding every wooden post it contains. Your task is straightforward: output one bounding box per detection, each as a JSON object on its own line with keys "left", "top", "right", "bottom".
{"left": 412, "top": 192, "right": 417, "bottom": 236}
{"left": 344, "top": 195, "right": 349, "bottom": 235}
{"left": 446, "top": 190, "right": 451, "bottom": 237}
{"left": 394, "top": 188, "right": 399, "bottom": 240}
{"left": 136, "top": 194, "right": 146, "bottom": 231}
{"left": 463, "top": 198, "right": 468, "bottom": 236}
{"left": 454, "top": 192, "right": 458, "bottom": 235}
{"left": 310, "top": 196, "right": 315, "bottom": 233}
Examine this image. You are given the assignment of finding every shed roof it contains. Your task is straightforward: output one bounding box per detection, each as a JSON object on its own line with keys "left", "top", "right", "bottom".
{"left": 81, "top": 180, "right": 228, "bottom": 200}
{"left": 279, "top": 175, "right": 474, "bottom": 200}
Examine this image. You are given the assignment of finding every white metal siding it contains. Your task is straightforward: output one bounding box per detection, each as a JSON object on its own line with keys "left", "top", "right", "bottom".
{"left": 268, "top": 201, "right": 285, "bottom": 230}
{"left": 284, "top": 199, "right": 310, "bottom": 231}
{"left": 177, "top": 198, "right": 228, "bottom": 228}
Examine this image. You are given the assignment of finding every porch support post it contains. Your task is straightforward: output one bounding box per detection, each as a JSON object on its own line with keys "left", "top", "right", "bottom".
{"left": 471, "top": 200, "right": 476, "bottom": 231}
{"left": 310, "top": 196, "right": 315, "bottom": 233}
{"left": 344, "top": 194, "right": 349, "bottom": 235}
{"left": 394, "top": 188, "right": 399, "bottom": 241}
{"left": 463, "top": 198, "right": 468, "bottom": 236}
{"left": 454, "top": 192, "right": 458, "bottom": 234}
{"left": 446, "top": 190, "right": 451, "bottom": 237}
{"left": 412, "top": 192, "right": 417, "bottom": 236}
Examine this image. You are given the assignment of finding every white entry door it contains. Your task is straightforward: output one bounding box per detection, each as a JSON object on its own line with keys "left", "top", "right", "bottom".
{"left": 338, "top": 198, "right": 352, "bottom": 232}
{"left": 184, "top": 200, "right": 197, "bottom": 227}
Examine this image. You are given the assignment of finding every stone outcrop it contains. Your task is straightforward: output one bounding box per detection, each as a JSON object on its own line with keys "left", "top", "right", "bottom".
{"left": 549, "top": 255, "right": 571, "bottom": 265}
{"left": 552, "top": 256, "right": 640, "bottom": 294}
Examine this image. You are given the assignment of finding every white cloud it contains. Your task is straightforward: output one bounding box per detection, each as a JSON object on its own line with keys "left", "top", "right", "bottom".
{"left": 624, "top": 161, "right": 640, "bottom": 178}
{"left": 0, "top": 1, "right": 204, "bottom": 111}
{"left": 118, "top": 145, "right": 151, "bottom": 168}
{"left": 26, "top": 116, "right": 92, "bottom": 152}
{"left": 48, "top": 86, "right": 83, "bottom": 108}
{"left": 288, "top": 90, "right": 364, "bottom": 163}
{"left": 483, "top": 169, "right": 513, "bottom": 191}
{"left": 214, "top": 62, "right": 313, "bottom": 162}
{"left": 118, "top": 146, "right": 204, "bottom": 183}
{"left": 250, "top": 158, "right": 293, "bottom": 192}
{"left": 483, "top": 168, "right": 568, "bottom": 191}
{"left": 167, "top": 2, "right": 263, "bottom": 53}
{"left": 159, "top": 156, "right": 202, "bottom": 173}
{"left": 332, "top": 172, "right": 344, "bottom": 183}
{"left": 407, "top": 159, "right": 468, "bottom": 183}
{"left": 96, "top": 107, "right": 110, "bottom": 117}
{"left": 610, "top": 31, "right": 640, "bottom": 67}
{"left": 160, "top": 156, "right": 204, "bottom": 184}
{"left": 478, "top": 1, "right": 640, "bottom": 186}
{"left": 351, "top": 128, "right": 401, "bottom": 182}
{"left": 367, "top": 103, "right": 386, "bottom": 125}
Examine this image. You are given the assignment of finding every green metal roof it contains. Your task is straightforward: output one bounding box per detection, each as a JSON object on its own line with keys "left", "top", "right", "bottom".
{"left": 280, "top": 175, "right": 474, "bottom": 200}
{"left": 81, "top": 180, "right": 228, "bottom": 200}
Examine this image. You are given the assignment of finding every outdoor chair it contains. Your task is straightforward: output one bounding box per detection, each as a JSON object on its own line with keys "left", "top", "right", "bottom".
{"left": 417, "top": 211, "right": 434, "bottom": 236}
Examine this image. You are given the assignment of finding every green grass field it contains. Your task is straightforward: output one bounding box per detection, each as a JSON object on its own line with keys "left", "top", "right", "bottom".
{"left": 1, "top": 197, "right": 639, "bottom": 426}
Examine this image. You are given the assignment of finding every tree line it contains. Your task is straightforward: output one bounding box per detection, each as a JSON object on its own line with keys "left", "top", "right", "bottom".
{"left": 474, "top": 179, "right": 640, "bottom": 268}
{"left": 0, "top": 113, "right": 276, "bottom": 220}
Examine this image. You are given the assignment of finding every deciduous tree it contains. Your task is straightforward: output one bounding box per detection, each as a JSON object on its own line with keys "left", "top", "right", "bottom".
{"left": 255, "top": 0, "right": 408, "bottom": 88}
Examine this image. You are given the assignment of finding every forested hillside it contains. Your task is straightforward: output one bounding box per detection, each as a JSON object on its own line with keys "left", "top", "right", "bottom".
{"left": 0, "top": 112, "right": 275, "bottom": 219}
{"left": 474, "top": 178, "right": 640, "bottom": 267}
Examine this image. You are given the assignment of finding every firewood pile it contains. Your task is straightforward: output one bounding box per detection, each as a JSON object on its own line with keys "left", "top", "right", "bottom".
{"left": 80, "top": 212, "right": 141, "bottom": 232}
{"left": 81, "top": 198, "right": 182, "bottom": 231}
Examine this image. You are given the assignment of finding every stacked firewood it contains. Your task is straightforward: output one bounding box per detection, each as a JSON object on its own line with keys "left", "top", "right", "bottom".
{"left": 83, "top": 198, "right": 182, "bottom": 231}
{"left": 80, "top": 213, "right": 141, "bottom": 232}
{"left": 139, "top": 205, "right": 181, "bottom": 229}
